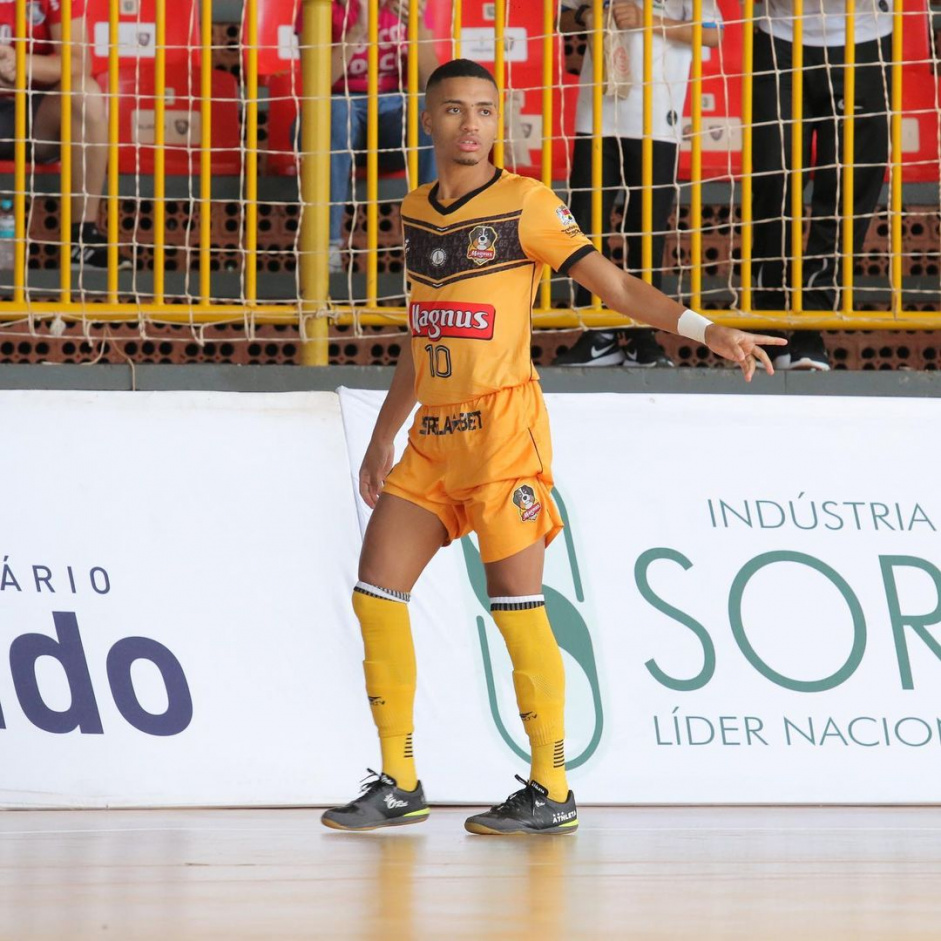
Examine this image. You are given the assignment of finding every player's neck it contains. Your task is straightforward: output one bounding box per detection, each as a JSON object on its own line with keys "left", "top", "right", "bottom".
{"left": 434, "top": 161, "right": 498, "bottom": 203}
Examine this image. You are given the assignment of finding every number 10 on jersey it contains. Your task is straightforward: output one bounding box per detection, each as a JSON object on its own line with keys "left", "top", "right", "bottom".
{"left": 424, "top": 343, "right": 453, "bottom": 378}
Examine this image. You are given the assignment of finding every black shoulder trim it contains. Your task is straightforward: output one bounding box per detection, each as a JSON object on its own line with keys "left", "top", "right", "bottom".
{"left": 429, "top": 167, "right": 503, "bottom": 216}
{"left": 557, "top": 243, "right": 597, "bottom": 276}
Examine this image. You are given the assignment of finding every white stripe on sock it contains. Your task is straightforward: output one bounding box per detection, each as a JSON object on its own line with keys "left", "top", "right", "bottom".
{"left": 489, "top": 594, "right": 545, "bottom": 607}
{"left": 355, "top": 580, "right": 410, "bottom": 603}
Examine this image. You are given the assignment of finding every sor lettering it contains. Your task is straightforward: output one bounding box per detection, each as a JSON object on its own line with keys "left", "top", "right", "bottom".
{"left": 409, "top": 302, "right": 496, "bottom": 341}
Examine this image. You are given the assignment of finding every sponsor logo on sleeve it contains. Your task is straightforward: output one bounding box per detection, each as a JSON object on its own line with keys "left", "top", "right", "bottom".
{"left": 409, "top": 302, "right": 496, "bottom": 341}
{"left": 555, "top": 204, "right": 582, "bottom": 237}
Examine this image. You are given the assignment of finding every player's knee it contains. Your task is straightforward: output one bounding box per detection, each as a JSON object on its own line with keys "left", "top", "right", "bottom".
{"left": 71, "top": 75, "right": 107, "bottom": 128}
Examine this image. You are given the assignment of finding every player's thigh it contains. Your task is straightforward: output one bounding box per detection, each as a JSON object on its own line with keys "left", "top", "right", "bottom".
{"left": 358, "top": 492, "right": 447, "bottom": 593}
{"left": 32, "top": 89, "right": 62, "bottom": 161}
{"left": 484, "top": 537, "right": 546, "bottom": 598}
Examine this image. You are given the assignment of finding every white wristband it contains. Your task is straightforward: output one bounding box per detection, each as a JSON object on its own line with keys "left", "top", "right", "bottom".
{"left": 677, "top": 309, "right": 713, "bottom": 344}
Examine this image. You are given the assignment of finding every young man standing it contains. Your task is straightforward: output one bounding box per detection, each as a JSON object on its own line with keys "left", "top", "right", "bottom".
{"left": 321, "top": 60, "right": 784, "bottom": 835}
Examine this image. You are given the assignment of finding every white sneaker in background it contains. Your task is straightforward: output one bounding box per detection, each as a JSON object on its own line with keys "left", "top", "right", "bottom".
{"left": 328, "top": 241, "right": 343, "bottom": 273}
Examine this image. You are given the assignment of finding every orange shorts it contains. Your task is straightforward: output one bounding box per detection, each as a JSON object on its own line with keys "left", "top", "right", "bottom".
{"left": 383, "top": 381, "right": 563, "bottom": 563}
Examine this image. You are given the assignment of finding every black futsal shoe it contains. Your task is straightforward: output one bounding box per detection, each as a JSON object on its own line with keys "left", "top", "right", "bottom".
{"left": 321, "top": 770, "right": 429, "bottom": 831}
{"left": 464, "top": 776, "right": 578, "bottom": 836}
{"left": 623, "top": 329, "right": 675, "bottom": 368}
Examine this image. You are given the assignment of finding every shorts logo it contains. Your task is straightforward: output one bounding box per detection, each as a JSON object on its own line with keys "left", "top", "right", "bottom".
{"left": 513, "top": 484, "right": 542, "bottom": 523}
{"left": 28, "top": 1, "right": 45, "bottom": 24}
{"left": 409, "top": 302, "right": 496, "bottom": 341}
{"left": 467, "top": 225, "right": 498, "bottom": 265}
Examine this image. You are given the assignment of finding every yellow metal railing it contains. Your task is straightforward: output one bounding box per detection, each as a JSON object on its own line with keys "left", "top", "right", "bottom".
{"left": 0, "top": 0, "right": 935, "bottom": 348}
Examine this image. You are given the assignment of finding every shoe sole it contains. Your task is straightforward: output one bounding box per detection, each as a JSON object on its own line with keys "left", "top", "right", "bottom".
{"left": 70, "top": 263, "right": 133, "bottom": 271}
{"left": 464, "top": 820, "right": 578, "bottom": 836}
{"left": 555, "top": 352, "right": 625, "bottom": 367}
{"left": 788, "top": 357, "right": 831, "bottom": 372}
{"left": 321, "top": 810, "right": 430, "bottom": 832}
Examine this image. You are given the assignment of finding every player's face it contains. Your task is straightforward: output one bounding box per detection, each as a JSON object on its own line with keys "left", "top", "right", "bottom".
{"left": 423, "top": 77, "right": 499, "bottom": 167}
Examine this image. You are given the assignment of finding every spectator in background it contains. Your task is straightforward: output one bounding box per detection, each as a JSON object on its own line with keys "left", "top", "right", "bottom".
{"left": 751, "top": 0, "right": 893, "bottom": 370}
{"left": 555, "top": 0, "right": 721, "bottom": 367}
{"left": 297, "top": 0, "right": 440, "bottom": 272}
{"left": 0, "top": 0, "right": 127, "bottom": 270}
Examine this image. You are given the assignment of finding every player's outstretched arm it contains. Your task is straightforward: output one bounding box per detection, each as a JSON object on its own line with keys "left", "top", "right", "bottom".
{"left": 568, "top": 251, "right": 787, "bottom": 382}
{"left": 360, "top": 342, "right": 417, "bottom": 508}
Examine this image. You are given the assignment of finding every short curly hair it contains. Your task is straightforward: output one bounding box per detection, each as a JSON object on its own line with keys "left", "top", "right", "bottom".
{"left": 426, "top": 59, "right": 498, "bottom": 95}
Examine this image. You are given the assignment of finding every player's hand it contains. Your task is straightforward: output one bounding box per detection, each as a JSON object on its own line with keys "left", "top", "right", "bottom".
{"left": 705, "top": 324, "right": 788, "bottom": 382}
{"left": 610, "top": 0, "right": 643, "bottom": 30}
{"left": 359, "top": 437, "right": 396, "bottom": 509}
{"left": 0, "top": 46, "right": 17, "bottom": 86}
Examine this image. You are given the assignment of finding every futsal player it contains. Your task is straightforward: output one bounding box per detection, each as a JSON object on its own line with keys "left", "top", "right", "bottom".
{"left": 321, "top": 60, "right": 785, "bottom": 835}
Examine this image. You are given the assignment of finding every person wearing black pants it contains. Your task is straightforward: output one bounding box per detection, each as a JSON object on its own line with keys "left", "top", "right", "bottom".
{"left": 554, "top": 0, "right": 721, "bottom": 368}
{"left": 556, "top": 133, "right": 677, "bottom": 368}
{"left": 751, "top": 24, "right": 892, "bottom": 369}
{"left": 564, "top": 135, "right": 680, "bottom": 363}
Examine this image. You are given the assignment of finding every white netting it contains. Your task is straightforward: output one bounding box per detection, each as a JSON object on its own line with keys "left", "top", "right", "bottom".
{"left": 0, "top": 0, "right": 935, "bottom": 366}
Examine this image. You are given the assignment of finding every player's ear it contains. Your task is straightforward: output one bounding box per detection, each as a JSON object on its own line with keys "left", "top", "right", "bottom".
{"left": 420, "top": 107, "right": 432, "bottom": 137}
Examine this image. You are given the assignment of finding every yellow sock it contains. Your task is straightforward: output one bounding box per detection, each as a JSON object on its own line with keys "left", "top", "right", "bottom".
{"left": 352, "top": 583, "right": 418, "bottom": 791}
{"left": 490, "top": 597, "right": 569, "bottom": 802}
{"left": 531, "top": 739, "right": 566, "bottom": 798}
{"left": 380, "top": 734, "right": 416, "bottom": 791}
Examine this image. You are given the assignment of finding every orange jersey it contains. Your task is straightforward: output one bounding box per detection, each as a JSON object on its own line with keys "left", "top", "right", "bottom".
{"left": 402, "top": 169, "right": 596, "bottom": 406}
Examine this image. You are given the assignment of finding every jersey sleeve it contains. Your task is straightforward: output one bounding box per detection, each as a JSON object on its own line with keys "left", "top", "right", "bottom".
{"left": 518, "top": 182, "right": 597, "bottom": 275}
{"left": 47, "top": 0, "right": 86, "bottom": 27}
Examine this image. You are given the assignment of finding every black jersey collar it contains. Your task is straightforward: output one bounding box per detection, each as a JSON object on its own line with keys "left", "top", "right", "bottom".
{"left": 428, "top": 167, "right": 503, "bottom": 216}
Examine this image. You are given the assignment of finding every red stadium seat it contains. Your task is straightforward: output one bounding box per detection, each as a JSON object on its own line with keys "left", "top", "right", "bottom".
{"left": 242, "top": 0, "right": 300, "bottom": 81}
{"left": 83, "top": 0, "right": 200, "bottom": 78}
{"left": 266, "top": 65, "right": 301, "bottom": 176}
{"left": 896, "top": 0, "right": 940, "bottom": 182}
{"left": 104, "top": 65, "right": 241, "bottom": 176}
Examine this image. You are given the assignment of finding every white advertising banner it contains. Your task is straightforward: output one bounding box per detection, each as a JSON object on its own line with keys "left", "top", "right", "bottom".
{"left": 3, "top": 388, "right": 940, "bottom": 806}
{"left": 0, "top": 391, "right": 370, "bottom": 808}
{"left": 339, "top": 389, "right": 941, "bottom": 804}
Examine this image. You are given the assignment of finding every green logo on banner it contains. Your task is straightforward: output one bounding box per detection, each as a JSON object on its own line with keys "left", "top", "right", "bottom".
{"left": 461, "top": 488, "right": 604, "bottom": 770}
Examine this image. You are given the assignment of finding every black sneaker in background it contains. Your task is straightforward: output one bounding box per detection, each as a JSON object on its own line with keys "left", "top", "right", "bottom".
{"left": 786, "top": 330, "right": 830, "bottom": 371}
{"left": 464, "top": 776, "right": 578, "bottom": 836}
{"left": 321, "top": 770, "right": 429, "bottom": 831}
{"left": 552, "top": 329, "right": 625, "bottom": 367}
{"left": 70, "top": 223, "right": 132, "bottom": 271}
{"left": 623, "top": 328, "right": 675, "bottom": 368}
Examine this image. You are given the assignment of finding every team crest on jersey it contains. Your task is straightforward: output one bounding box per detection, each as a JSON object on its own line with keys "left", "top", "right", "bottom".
{"left": 512, "top": 484, "right": 542, "bottom": 523}
{"left": 430, "top": 248, "right": 447, "bottom": 268}
{"left": 467, "top": 225, "right": 498, "bottom": 266}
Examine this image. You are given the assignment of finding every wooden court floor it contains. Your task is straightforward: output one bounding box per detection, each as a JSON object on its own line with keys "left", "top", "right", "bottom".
{"left": 2, "top": 806, "right": 940, "bottom": 940}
